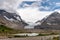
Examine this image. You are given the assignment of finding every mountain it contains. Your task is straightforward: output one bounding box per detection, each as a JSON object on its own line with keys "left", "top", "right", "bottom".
{"left": 0, "top": 10, "right": 28, "bottom": 29}
{"left": 34, "top": 12, "right": 60, "bottom": 30}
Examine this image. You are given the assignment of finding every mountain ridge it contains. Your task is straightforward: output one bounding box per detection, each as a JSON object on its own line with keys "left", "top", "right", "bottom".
{"left": 34, "top": 12, "right": 60, "bottom": 30}
{"left": 0, "top": 9, "right": 28, "bottom": 29}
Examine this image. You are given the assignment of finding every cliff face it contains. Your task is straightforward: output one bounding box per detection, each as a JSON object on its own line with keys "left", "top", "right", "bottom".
{"left": 35, "top": 12, "right": 60, "bottom": 30}
{"left": 0, "top": 10, "right": 28, "bottom": 29}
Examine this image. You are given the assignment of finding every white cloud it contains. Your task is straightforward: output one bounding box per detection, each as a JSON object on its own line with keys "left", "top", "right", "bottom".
{"left": 20, "top": 1, "right": 42, "bottom": 8}
{"left": 30, "top": 1, "right": 40, "bottom": 7}
{"left": 23, "top": 3, "right": 30, "bottom": 7}
{"left": 56, "top": 3, "right": 60, "bottom": 6}
{"left": 0, "top": 0, "right": 42, "bottom": 13}
{"left": 17, "top": 7, "right": 53, "bottom": 23}
{"left": 40, "top": 6, "right": 50, "bottom": 10}
{"left": 22, "top": 0, "right": 42, "bottom": 1}
{"left": 0, "top": 0, "right": 23, "bottom": 13}
{"left": 54, "top": 9, "right": 60, "bottom": 13}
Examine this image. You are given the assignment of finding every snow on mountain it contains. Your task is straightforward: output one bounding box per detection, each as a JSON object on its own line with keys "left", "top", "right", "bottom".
{"left": 0, "top": 10, "right": 22, "bottom": 22}
{"left": 35, "top": 12, "right": 60, "bottom": 29}
{"left": 0, "top": 9, "right": 28, "bottom": 29}
{"left": 4, "top": 16, "right": 15, "bottom": 21}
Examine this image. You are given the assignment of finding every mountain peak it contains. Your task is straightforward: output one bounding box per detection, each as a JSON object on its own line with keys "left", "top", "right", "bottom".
{"left": 0, "top": 9, "right": 28, "bottom": 29}
{"left": 50, "top": 11, "right": 60, "bottom": 15}
{"left": 34, "top": 12, "right": 60, "bottom": 30}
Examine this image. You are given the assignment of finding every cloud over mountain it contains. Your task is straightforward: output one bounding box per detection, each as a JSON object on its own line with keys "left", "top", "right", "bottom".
{"left": 0, "top": 0, "right": 23, "bottom": 13}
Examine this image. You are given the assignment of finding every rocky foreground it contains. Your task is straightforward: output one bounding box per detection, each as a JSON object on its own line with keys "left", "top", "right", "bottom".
{"left": 0, "top": 35, "right": 59, "bottom": 40}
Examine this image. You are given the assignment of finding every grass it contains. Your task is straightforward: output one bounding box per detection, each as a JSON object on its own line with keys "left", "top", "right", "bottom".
{"left": 37, "top": 32, "right": 58, "bottom": 36}
{"left": 53, "top": 37, "right": 59, "bottom": 40}
{"left": 0, "top": 25, "right": 17, "bottom": 34}
{"left": 8, "top": 35, "right": 28, "bottom": 38}
{"left": 0, "top": 25, "right": 28, "bottom": 36}
{"left": 38, "top": 33, "right": 49, "bottom": 36}
{"left": 0, "top": 25, "right": 59, "bottom": 38}
{"left": 0, "top": 25, "right": 29, "bottom": 33}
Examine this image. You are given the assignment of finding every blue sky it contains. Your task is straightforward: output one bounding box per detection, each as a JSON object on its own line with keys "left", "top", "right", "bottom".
{"left": 19, "top": 0, "right": 60, "bottom": 11}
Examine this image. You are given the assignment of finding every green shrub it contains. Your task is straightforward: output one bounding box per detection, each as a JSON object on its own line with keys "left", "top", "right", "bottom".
{"left": 38, "top": 33, "right": 49, "bottom": 36}
{"left": 53, "top": 37, "right": 59, "bottom": 40}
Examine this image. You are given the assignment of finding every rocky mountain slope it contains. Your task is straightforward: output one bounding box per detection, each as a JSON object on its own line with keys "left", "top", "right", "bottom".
{"left": 35, "top": 12, "right": 60, "bottom": 30}
{"left": 0, "top": 10, "right": 28, "bottom": 29}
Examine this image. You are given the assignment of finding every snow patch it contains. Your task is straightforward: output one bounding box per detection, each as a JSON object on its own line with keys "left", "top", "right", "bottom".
{"left": 4, "top": 16, "right": 14, "bottom": 21}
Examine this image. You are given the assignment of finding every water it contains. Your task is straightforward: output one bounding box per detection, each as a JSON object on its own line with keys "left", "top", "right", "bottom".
{"left": 13, "top": 33, "right": 39, "bottom": 36}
